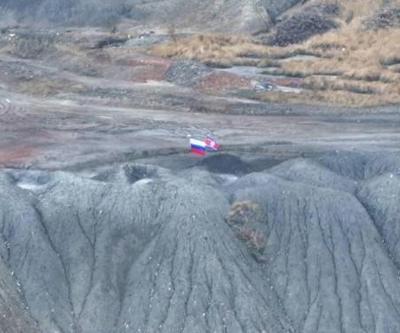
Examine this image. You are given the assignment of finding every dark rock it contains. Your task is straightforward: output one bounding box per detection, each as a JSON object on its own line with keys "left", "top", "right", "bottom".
{"left": 364, "top": 5, "right": 400, "bottom": 30}
{"left": 165, "top": 60, "right": 212, "bottom": 87}
{"left": 92, "top": 36, "right": 128, "bottom": 49}
{"left": 268, "top": 4, "right": 339, "bottom": 46}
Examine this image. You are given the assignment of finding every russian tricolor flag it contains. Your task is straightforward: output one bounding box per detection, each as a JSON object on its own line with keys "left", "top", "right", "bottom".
{"left": 190, "top": 138, "right": 206, "bottom": 156}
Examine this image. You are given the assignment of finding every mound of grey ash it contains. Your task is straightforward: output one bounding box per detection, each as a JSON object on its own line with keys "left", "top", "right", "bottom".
{"left": 0, "top": 151, "right": 400, "bottom": 332}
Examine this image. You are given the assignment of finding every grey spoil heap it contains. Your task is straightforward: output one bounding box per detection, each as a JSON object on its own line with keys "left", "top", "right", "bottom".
{"left": 0, "top": 151, "right": 400, "bottom": 332}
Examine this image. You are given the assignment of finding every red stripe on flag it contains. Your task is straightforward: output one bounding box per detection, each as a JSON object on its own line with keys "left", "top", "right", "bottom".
{"left": 191, "top": 147, "right": 206, "bottom": 156}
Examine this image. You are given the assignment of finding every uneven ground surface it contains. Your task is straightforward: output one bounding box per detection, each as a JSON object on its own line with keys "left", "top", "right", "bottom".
{"left": 0, "top": 0, "right": 301, "bottom": 34}
{"left": 0, "top": 26, "right": 399, "bottom": 333}
{"left": 1, "top": 151, "right": 400, "bottom": 333}
{"left": 0, "top": 28, "right": 399, "bottom": 171}
{"left": 150, "top": 0, "right": 400, "bottom": 107}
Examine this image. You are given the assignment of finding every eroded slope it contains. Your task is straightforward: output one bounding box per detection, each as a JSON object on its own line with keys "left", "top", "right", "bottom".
{"left": 0, "top": 152, "right": 399, "bottom": 332}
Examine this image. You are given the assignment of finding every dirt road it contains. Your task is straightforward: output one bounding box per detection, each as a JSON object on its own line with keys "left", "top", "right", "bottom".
{"left": 0, "top": 40, "right": 398, "bottom": 171}
{"left": 1, "top": 88, "right": 399, "bottom": 171}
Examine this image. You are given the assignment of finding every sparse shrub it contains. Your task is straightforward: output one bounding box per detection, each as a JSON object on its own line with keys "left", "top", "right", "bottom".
{"left": 268, "top": 4, "right": 339, "bottom": 46}
{"left": 258, "top": 58, "right": 281, "bottom": 68}
{"left": 237, "top": 226, "right": 266, "bottom": 253}
{"left": 227, "top": 201, "right": 266, "bottom": 256}
{"left": 227, "top": 200, "right": 260, "bottom": 226}
{"left": 151, "top": 34, "right": 270, "bottom": 66}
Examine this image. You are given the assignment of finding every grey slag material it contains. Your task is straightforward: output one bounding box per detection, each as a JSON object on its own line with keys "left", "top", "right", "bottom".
{"left": 0, "top": 151, "right": 400, "bottom": 332}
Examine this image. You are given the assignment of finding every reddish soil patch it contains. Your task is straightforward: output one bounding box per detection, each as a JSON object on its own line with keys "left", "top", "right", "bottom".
{"left": 196, "top": 72, "right": 252, "bottom": 93}
{"left": 0, "top": 145, "right": 38, "bottom": 167}
{"left": 131, "top": 64, "right": 171, "bottom": 82}
{"left": 116, "top": 57, "right": 172, "bottom": 68}
{"left": 272, "top": 77, "right": 304, "bottom": 88}
{"left": 115, "top": 56, "right": 172, "bottom": 82}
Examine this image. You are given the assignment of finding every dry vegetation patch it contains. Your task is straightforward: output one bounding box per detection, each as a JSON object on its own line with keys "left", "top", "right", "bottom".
{"left": 151, "top": 34, "right": 271, "bottom": 67}
{"left": 150, "top": 1, "right": 400, "bottom": 107}
{"left": 270, "top": 27, "right": 400, "bottom": 106}
{"left": 226, "top": 201, "right": 267, "bottom": 258}
{"left": 17, "top": 78, "right": 85, "bottom": 97}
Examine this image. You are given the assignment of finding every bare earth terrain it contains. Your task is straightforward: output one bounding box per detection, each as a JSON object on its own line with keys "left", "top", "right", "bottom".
{"left": 0, "top": 28, "right": 399, "bottom": 171}
{"left": 0, "top": 22, "right": 399, "bottom": 333}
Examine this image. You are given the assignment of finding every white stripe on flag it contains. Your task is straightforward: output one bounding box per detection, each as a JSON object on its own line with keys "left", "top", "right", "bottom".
{"left": 190, "top": 138, "right": 206, "bottom": 147}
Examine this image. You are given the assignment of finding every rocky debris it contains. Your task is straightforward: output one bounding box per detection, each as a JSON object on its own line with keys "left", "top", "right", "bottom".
{"left": 364, "top": 5, "right": 400, "bottom": 30}
{"left": 267, "top": 3, "right": 339, "bottom": 46}
{"left": 0, "top": 151, "right": 399, "bottom": 332}
{"left": 165, "top": 60, "right": 212, "bottom": 87}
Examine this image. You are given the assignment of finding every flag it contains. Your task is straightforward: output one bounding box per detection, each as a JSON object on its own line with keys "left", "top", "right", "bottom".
{"left": 204, "top": 136, "right": 220, "bottom": 151}
{"left": 190, "top": 138, "right": 206, "bottom": 156}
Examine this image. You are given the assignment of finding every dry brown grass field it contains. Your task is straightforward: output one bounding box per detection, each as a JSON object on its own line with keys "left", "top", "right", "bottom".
{"left": 151, "top": 1, "right": 400, "bottom": 107}
{"left": 151, "top": 34, "right": 269, "bottom": 67}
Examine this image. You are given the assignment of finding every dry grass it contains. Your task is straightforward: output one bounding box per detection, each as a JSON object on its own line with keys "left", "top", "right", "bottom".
{"left": 259, "top": 90, "right": 400, "bottom": 107}
{"left": 270, "top": 6, "right": 400, "bottom": 106}
{"left": 17, "top": 78, "right": 85, "bottom": 97}
{"left": 150, "top": 33, "right": 302, "bottom": 65}
{"left": 237, "top": 226, "right": 266, "bottom": 253}
{"left": 269, "top": 27, "right": 400, "bottom": 106}
{"left": 227, "top": 201, "right": 260, "bottom": 225}
{"left": 151, "top": 34, "right": 271, "bottom": 67}
{"left": 292, "top": 28, "right": 400, "bottom": 74}
{"left": 152, "top": 29, "right": 400, "bottom": 106}
{"left": 149, "top": 2, "right": 400, "bottom": 107}
{"left": 226, "top": 201, "right": 266, "bottom": 254}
